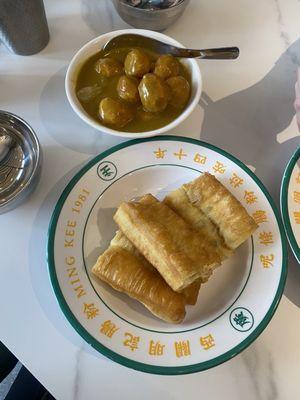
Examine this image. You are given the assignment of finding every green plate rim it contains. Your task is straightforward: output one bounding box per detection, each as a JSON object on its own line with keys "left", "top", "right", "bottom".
{"left": 47, "top": 135, "right": 287, "bottom": 375}
{"left": 280, "top": 146, "right": 300, "bottom": 263}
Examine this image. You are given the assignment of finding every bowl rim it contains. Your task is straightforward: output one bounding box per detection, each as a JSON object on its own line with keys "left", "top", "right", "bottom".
{"left": 65, "top": 28, "right": 202, "bottom": 138}
{"left": 114, "top": 0, "right": 190, "bottom": 13}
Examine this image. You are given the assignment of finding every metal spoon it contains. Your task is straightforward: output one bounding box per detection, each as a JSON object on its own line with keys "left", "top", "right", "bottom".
{"left": 102, "top": 34, "right": 239, "bottom": 60}
{"left": 0, "top": 133, "right": 14, "bottom": 163}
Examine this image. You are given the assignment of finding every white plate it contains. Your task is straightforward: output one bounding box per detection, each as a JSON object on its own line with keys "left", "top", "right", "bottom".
{"left": 281, "top": 147, "right": 300, "bottom": 263}
{"left": 47, "top": 136, "right": 287, "bottom": 374}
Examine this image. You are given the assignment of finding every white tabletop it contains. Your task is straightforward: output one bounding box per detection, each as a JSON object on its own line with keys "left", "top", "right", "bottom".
{"left": 1, "top": 0, "right": 300, "bottom": 399}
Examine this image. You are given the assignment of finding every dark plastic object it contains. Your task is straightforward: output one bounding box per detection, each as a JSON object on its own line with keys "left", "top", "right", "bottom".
{"left": 0, "top": 342, "right": 17, "bottom": 382}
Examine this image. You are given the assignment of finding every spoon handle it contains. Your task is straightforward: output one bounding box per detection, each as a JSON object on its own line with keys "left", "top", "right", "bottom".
{"left": 176, "top": 47, "right": 239, "bottom": 60}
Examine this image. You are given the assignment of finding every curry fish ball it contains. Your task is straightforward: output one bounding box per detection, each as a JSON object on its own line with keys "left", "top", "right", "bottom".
{"left": 117, "top": 75, "right": 140, "bottom": 103}
{"left": 95, "top": 58, "right": 123, "bottom": 77}
{"left": 124, "top": 49, "right": 151, "bottom": 78}
{"left": 154, "top": 54, "right": 180, "bottom": 80}
{"left": 138, "top": 73, "right": 170, "bottom": 112}
{"left": 166, "top": 76, "right": 190, "bottom": 109}
{"left": 99, "top": 97, "right": 133, "bottom": 128}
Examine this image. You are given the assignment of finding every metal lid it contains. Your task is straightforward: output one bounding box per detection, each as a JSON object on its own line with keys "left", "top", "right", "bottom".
{"left": 0, "top": 111, "right": 41, "bottom": 213}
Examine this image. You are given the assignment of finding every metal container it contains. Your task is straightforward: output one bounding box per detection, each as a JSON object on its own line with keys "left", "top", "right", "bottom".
{"left": 0, "top": 111, "right": 42, "bottom": 214}
{"left": 0, "top": 0, "right": 49, "bottom": 55}
{"left": 112, "top": 0, "right": 190, "bottom": 32}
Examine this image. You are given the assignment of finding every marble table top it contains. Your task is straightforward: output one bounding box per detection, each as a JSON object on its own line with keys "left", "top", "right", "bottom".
{"left": 0, "top": 0, "right": 299, "bottom": 399}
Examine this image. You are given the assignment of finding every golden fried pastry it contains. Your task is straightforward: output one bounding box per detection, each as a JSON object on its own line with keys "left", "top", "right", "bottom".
{"left": 110, "top": 230, "right": 150, "bottom": 269}
{"left": 181, "top": 279, "right": 201, "bottom": 305}
{"left": 114, "top": 194, "right": 221, "bottom": 291}
{"left": 92, "top": 232, "right": 186, "bottom": 323}
{"left": 183, "top": 173, "right": 258, "bottom": 249}
{"left": 164, "top": 187, "right": 232, "bottom": 261}
{"left": 111, "top": 231, "right": 201, "bottom": 305}
{"left": 164, "top": 185, "right": 229, "bottom": 284}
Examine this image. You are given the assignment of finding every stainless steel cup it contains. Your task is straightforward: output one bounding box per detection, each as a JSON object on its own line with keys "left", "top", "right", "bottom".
{"left": 112, "top": 0, "right": 190, "bottom": 32}
{"left": 0, "top": 0, "right": 50, "bottom": 55}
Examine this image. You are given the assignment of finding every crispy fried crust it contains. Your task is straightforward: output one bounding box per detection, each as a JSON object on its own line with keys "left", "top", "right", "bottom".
{"left": 181, "top": 279, "right": 201, "bottom": 305}
{"left": 92, "top": 235, "right": 186, "bottom": 323}
{"left": 93, "top": 173, "right": 257, "bottom": 322}
{"left": 111, "top": 231, "right": 200, "bottom": 305}
{"left": 183, "top": 173, "right": 258, "bottom": 249}
{"left": 164, "top": 187, "right": 232, "bottom": 261}
{"left": 114, "top": 194, "right": 221, "bottom": 291}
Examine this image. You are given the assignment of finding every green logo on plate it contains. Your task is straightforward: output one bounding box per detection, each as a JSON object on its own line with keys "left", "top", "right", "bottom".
{"left": 229, "top": 307, "right": 254, "bottom": 332}
{"left": 97, "top": 161, "right": 117, "bottom": 181}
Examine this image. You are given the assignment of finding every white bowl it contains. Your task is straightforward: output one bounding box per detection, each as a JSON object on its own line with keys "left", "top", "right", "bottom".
{"left": 65, "top": 29, "right": 202, "bottom": 138}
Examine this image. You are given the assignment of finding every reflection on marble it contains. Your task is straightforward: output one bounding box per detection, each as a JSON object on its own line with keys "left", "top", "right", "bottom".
{"left": 274, "top": 0, "right": 291, "bottom": 50}
{"left": 81, "top": 0, "right": 128, "bottom": 34}
{"left": 73, "top": 342, "right": 84, "bottom": 400}
{"left": 241, "top": 344, "right": 278, "bottom": 400}
{"left": 200, "top": 38, "right": 300, "bottom": 202}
